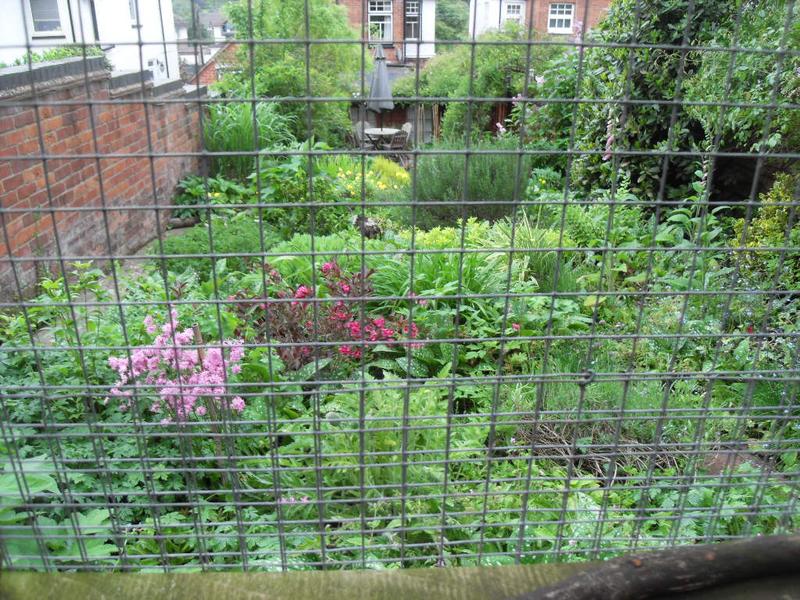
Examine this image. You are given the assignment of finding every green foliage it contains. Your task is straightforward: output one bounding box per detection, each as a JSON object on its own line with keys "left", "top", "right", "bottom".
{"left": 684, "top": 2, "right": 800, "bottom": 155}
{"left": 2, "top": 45, "right": 106, "bottom": 69}
{"left": 223, "top": 0, "right": 360, "bottom": 145}
{"left": 410, "top": 136, "right": 538, "bottom": 226}
{"left": 204, "top": 101, "right": 297, "bottom": 179}
{"left": 733, "top": 172, "right": 800, "bottom": 288}
{"left": 172, "top": 174, "right": 253, "bottom": 220}
{"left": 394, "top": 25, "right": 562, "bottom": 138}
{"left": 436, "top": 0, "right": 470, "bottom": 43}
{"left": 251, "top": 141, "right": 355, "bottom": 239}
{"left": 158, "top": 212, "right": 281, "bottom": 279}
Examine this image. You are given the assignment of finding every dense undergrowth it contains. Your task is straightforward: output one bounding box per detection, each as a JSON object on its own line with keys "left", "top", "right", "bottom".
{"left": 1, "top": 0, "right": 799, "bottom": 572}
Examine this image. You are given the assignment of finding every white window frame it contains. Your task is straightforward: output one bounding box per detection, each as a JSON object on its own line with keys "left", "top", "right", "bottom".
{"left": 505, "top": 1, "right": 523, "bottom": 23}
{"left": 547, "top": 3, "right": 575, "bottom": 34}
{"left": 26, "top": 0, "right": 68, "bottom": 38}
{"left": 404, "top": 0, "right": 419, "bottom": 40}
{"left": 368, "top": 0, "right": 393, "bottom": 42}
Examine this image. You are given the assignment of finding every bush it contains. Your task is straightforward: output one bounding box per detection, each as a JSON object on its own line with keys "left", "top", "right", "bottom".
{"left": 411, "top": 136, "right": 536, "bottom": 227}
{"left": 223, "top": 0, "right": 360, "bottom": 145}
{"left": 251, "top": 142, "right": 354, "bottom": 239}
{"left": 158, "top": 213, "right": 281, "bottom": 279}
{"left": 204, "top": 101, "right": 296, "bottom": 179}
{"left": 172, "top": 175, "right": 253, "bottom": 221}
{"left": 733, "top": 172, "right": 800, "bottom": 289}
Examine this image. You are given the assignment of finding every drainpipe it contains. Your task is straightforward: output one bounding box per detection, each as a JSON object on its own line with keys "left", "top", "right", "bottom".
{"left": 89, "top": 0, "right": 100, "bottom": 41}
{"left": 156, "top": 0, "right": 170, "bottom": 78}
{"left": 65, "top": 0, "right": 77, "bottom": 43}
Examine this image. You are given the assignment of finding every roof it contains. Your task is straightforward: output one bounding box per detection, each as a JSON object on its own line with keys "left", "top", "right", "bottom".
{"left": 200, "top": 10, "right": 229, "bottom": 27}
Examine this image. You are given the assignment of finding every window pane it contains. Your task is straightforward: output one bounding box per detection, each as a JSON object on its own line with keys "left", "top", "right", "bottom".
{"left": 30, "top": 0, "right": 61, "bottom": 32}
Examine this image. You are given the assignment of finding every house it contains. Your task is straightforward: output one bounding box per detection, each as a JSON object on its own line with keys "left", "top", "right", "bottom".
{"left": 174, "top": 10, "right": 235, "bottom": 43}
{"left": 337, "top": 0, "right": 436, "bottom": 63}
{"left": 0, "top": 0, "right": 180, "bottom": 82}
{"left": 189, "top": 42, "right": 239, "bottom": 86}
{"left": 468, "top": 0, "right": 611, "bottom": 38}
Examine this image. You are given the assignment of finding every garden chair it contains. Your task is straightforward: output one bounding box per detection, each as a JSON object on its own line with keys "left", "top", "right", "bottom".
{"left": 381, "top": 130, "right": 409, "bottom": 166}
{"left": 353, "top": 120, "right": 374, "bottom": 149}
{"left": 401, "top": 122, "right": 413, "bottom": 145}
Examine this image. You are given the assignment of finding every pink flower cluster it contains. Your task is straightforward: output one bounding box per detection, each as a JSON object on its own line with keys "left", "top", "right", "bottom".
{"left": 278, "top": 495, "right": 311, "bottom": 505}
{"left": 107, "top": 311, "right": 245, "bottom": 423}
{"left": 232, "top": 260, "right": 422, "bottom": 370}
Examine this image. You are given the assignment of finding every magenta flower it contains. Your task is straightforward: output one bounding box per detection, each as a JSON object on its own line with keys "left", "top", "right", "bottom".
{"left": 106, "top": 314, "right": 245, "bottom": 421}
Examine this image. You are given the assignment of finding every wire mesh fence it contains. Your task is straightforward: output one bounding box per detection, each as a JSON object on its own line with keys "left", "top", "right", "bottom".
{"left": 0, "top": 0, "right": 798, "bottom": 573}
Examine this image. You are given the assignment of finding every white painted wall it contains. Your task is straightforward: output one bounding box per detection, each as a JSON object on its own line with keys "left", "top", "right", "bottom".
{"left": 469, "top": 0, "right": 526, "bottom": 37}
{"left": 405, "top": 0, "right": 435, "bottom": 59}
{"left": 95, "top": 0, "right": 179, "bottom": 81}
{"left": 0, "top": 0, "right": 179, "bottom": 82}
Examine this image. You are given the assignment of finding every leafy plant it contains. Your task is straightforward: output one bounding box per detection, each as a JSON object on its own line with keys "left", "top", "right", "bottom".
{"left": 204, "top": 101, "right": 296, "bottom": 179}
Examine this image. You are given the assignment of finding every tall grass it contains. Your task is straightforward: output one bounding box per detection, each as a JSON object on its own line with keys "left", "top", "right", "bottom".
{"left": 204, "top": 101, "right": 296, "bottom": 180}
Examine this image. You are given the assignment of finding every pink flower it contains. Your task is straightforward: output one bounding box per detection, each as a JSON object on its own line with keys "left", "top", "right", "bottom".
{"left": 512, "top": 323, "right": 521, "bottom": 331}
{"left": 294, "top": 285, "right": 311, "bottom": 299}
{"left": 143, "top": 315, "right": 157, "bottom": 335}
{"left": 534, "top": 75, "right": 545, "bottom": 86}
{"left": 496, "top": 122, "right": 507, "bottom": 134}
{"left": 339, "top": 345, "right": 352, "bottom": 356}
{"left": 373, "top": 317, "right": 385, "bottom": 328}
{"left": 340, "top": 283, "right": 351, "bottom": 294}
{"left": 230, "top": 396, "right": 245, "bottom": 412}
{"left": 321, "top": 262, "right": 336, "bottom": 275}
{"left": 195, "top": 405, "right": 207, "bottom": 416}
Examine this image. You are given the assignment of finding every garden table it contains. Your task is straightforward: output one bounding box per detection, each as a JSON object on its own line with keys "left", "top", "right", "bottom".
{"left": 364, "top": 127, "right": 399, "bottom": 147}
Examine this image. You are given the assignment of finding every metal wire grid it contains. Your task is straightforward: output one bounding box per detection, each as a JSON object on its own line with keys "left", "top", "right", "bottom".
{"left": 0, "top": 0, "right": 798, "bottom": 572}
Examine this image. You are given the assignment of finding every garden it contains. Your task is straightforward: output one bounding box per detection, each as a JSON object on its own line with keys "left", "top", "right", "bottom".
{"left": 1, "top": 0, "right": 798, "bottom": 571}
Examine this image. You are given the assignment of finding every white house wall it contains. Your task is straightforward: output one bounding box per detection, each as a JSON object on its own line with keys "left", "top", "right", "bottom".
{"left": 469, "top": 0, "right": 526, "bottom": 37}
{"left": 94, "top": 0, "right": 179, "bottom": 81}
{"left": 405, "top": 0, "right": 435, "bottom": 59}
{"left": 0, "top": 0, "right": 179, "bottom": 82}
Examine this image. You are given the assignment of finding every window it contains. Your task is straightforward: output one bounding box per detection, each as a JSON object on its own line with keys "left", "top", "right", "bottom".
{"left": 405, "top": 0, "right": 419, "bottom": 40}
{"left": 368, "top": 0, "right": 393, "bottom": 42}
{"left": 505, "top": 2, "right": 523, "bottom": 23}
{"left": 28, "top": 0, "right": 63, "bottom": 35}
{"left": 547, "top": 3, "right": 574, "bottom": 34}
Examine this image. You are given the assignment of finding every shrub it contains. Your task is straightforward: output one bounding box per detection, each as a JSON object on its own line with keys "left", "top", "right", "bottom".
{"left": 733, "top": 173, "right": 800, "bottom": 289}
{"left": 158, "top": 213, "right": 281, "bottom": 279}
{"left": 411, "top": 136, "right": 537, "bottom": 227}
{"left": 251, "top": 142, "right": 354, "bottom": 239}
{"left": 204, "top": 101, "right": 296, "bottom": 179}
{"left": 223, "top": 0, "right": 360, "bottom": 145}
{"left": 230, "top": 260, "right": 418, "bottom": 372}
{"left": 172, "top": 175, "right": 253, "bottom": 221}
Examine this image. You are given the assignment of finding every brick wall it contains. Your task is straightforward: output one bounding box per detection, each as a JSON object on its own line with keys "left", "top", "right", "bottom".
{"left": 529, "top": 0, "right": 612, "bottom": 36}
{"left": 0, "top": 60, "right": 202, "bottom": 299}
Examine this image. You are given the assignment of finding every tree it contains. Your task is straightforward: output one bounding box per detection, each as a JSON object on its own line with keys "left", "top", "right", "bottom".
{"left": 222, "top": 0, "right": 360, "bottom": 144}
{"left": 436, "top": 0, "right": 469, "bottom": 42}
